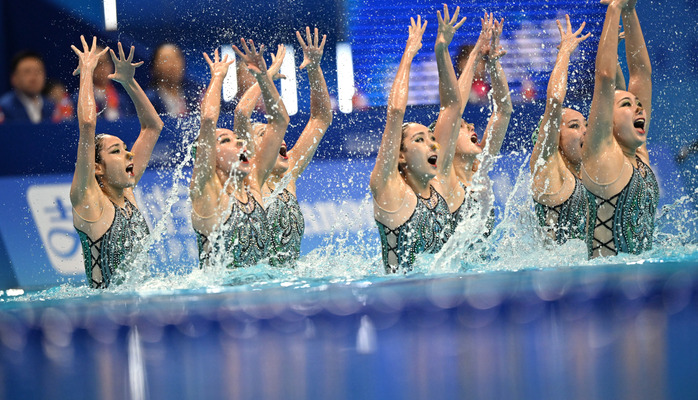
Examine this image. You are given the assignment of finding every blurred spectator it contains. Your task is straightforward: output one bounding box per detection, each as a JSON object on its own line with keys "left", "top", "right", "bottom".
{"left": 146, "top": 43, "right": 200, "bottom": 117}
{"left": 44, "top": 79, "right": 74, "bottom": 123}
{"left": 0, "top": 51, "right": 55, "bottom": 123}
{"left": 455, "top": 44, "right": 489, "bottom": 105}
{"left": 72, "top": 46, "right": 133, "bottom": 121}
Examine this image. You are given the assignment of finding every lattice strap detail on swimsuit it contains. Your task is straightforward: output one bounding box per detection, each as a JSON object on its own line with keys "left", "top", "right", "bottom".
{"left": 86, "top": 235, "right": 105, "bottom": 288}
{"left": 592, "top": 192, "right": 622, "bottom": 254}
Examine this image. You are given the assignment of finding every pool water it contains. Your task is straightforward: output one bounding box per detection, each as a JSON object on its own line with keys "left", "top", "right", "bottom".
{"left": 1, "top": 258, "right": 698, "bottom": 399}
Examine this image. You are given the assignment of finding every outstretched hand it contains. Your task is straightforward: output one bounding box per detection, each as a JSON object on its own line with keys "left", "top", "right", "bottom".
{"left": 71, "top": 35, "right": 109, "bottom": 77}
{"left": 203, "top": 48, "right": 234, "bottom": 80}
{"left": 600, "top": 0, "right": 630, "bottom": 8}
{"left": 296, "top": 27, "right": 326, "bottom": 70}
{"left": 481, "top": 17, "right": 506, "bottom": 62}
{"left": 268, "top": 44, "right": 287, "bottom": 81}
{"left": 108, "top": 42, "right": 144, "bottom": 85}
{"left": 436, "top": 4, "right": 466, "bottom": 47}
{"left": 232, "top": 38, "right": 268, "bottom": 77}
{"left": 557, "top": 15, "right": 591, "bottom": 54}
{"left": 405, "top": 15, "right": 427, "bottom": 58}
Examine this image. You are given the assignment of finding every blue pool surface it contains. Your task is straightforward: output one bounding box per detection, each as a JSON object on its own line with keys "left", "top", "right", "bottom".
{"left": 1, "top": 261, "right": 697, "bottom": 400}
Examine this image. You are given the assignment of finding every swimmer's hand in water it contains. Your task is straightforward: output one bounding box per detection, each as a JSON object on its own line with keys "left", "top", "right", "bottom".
{"left": 405, "top": 15, "right": 427, "bottom": 58}
{"left": 71, "top": 35, "right": 109, "bottom": 77}
{"left": 436, "top": 4, "right": 466, "bottom": 48}
{"left": 203, "top": 48, "right": 234, "bottom": 80}
{"left": 233, "top": 39, "right": 268, "bottom": 78}
{"left": 108, "top": 42, "right": 144, "bottom": 85}
{"left": 296, "top": 26, "right": 326, "bottom": 70}
{"left": 556, "top": 15, "right": 591, "bottom": 54}
{"left": 268, "top": 44, "right": 287, "bottom": 81}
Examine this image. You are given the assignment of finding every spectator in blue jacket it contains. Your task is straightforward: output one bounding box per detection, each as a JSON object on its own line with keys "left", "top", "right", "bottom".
{"left": 0, "top": 51, "right": 54, "bottom": 123}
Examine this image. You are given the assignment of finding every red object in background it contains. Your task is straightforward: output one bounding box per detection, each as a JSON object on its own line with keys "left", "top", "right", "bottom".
{"left": 521, "top": 79, "right": 537, "bottom": 102}
{"left": 52, "top": 94, "right": 74, "bottom": 123}
{"left": 471, "top": 79, "right": 490, "bottom": 102}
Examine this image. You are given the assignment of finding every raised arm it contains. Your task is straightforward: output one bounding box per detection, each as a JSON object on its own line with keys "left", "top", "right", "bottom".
{"left": 190, "top": 49, "right": 234, "bottom": 207}
{"left": 233, "top": 39, "right": 290, "bottom": 188}
{"left": 70, "top": 36, "right": 109, "bottom": 216}
{"left": 621, "top": 0, "right": 651, "bottom": 159}
{"left": 285, "top": 27, "right": 333, "bottom": 185}
{"left": 457, "top": 13, "right": 493, "bottom": 116}
{"left": 479, "top": 18, "right": 513, "bottom": 160}
{"left": 233, "top": 45, "right": 286, "bottom": 143}
{"left": 369, "top": 16, "right": 427, "bottom": 197}
{"left": 531, "top": 15, "right": 590, "bottom": 172}
{"left": 431, "top": 5, "right": 466, "bottom": 177}
{"left": 108, "top": 42, "right": 164, "bottom": 183}
{"left": 584, "top": 0, "right": 626, "bottom": 160}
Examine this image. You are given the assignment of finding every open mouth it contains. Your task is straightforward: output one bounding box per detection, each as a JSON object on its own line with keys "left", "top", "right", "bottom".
{"left": 634, "top": 118, "right": 646, "bottom": 134}
{"left": 239, "top": 152, "right": 249, "bottom": 163}
{"left": 470, "top": 133, "right": 478, "bottom": 144}
{"left": 427, "top": 154, "right": 438, "bottom": 166}
{"left": 126, "top": 164, "right": 134, "bottom": 176}
{"left": 279, "top": 145, "right": 288, "bottom": 159}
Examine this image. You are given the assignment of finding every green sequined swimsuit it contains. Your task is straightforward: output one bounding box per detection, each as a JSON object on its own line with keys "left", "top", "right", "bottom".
{"left": 534, "top": 177, "right": 590, "bottom": 244}
{"left": 586, "top": 158, "right": 659, "bottom": 257}
{"left": 265, "top": 189, "right": 304, "bottom": 266}
{"left": 376, "top": 185, "right": 455, "bottom": 273}
{"left": 196, "top": 194, "right": 268, "bottom": 268}
{"left": 452, "top": 182, "right": 495, "bottom": 237}
{"left": 76, "top": 198, "right": 150, "bottom": 288}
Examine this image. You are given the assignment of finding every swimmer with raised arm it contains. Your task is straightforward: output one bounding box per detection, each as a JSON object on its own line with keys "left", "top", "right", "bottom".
{"left": 235, "top": 28, "right": 333, "bottom": 266}
{"left": 70, "top": 37, "right": 164, "bottom": 288}
{"left": 190, "top": 40, "right": 289, "bottom": 268}
{"left": 445, "top": 13, "right": 512, "bottom": 233}
{"left": 370, "top": 6, "right": 465, "bottom": 273}
{"left": 582, "top": 0, "right": 657, "bottom": 258}
{"left": 530, "top": 15, "right": 591, "bottom": 244}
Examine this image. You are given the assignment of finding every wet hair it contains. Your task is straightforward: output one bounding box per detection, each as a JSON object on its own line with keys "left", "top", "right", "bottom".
{"left": 10, "top": 51, "right": 44, "bottom": 75}
{"left": 94, "top": 134, "right": 108, "bottom": 164}
{"left": 400, "top": 122, "right": 415, "bottom": 152}
{"left": 427, "top": 121, "right": 437, "bottom": 132}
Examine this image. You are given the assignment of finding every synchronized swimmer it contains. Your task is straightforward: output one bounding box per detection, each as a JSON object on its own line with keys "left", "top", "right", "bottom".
{"left": 69, "top": 1, "right": 658, "bottom": 287}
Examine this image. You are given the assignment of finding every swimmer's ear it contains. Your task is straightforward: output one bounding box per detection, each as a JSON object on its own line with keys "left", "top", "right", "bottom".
{"left": 94, "top": 162, "right": 105, "bottom": 177}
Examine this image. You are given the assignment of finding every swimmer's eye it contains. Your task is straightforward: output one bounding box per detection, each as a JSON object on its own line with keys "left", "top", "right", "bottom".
{"left": 415, "top": 137, "right": 424, "bottom": 143}
{"left": 430, "top": 136, "right": 437, "bottom": 142}
{"left": 569, "top": 123, "right": 579, "bottom": 129}
{"left": 111, "top": 149, "right": 120, "bottom": 154}
{"left": 236, "top": 140, "right": 245, "bottom": 147}
{"left": 220, "top": 137, "right": 230, "bottom": 144}
{"left": 621, "top": 100, "right": 632, "bottom": 107}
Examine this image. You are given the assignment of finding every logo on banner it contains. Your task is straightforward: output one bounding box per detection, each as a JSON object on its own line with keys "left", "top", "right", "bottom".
{"left": 27, "top": 184, "right": 83, "bottom": 275}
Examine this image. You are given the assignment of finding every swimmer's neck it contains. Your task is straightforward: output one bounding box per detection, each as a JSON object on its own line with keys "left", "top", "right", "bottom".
{"left": 216, "top": 170, "right": 248, "bottom": 201}
{"left": 100, "top": 184, "right": 127, "bottom": 208}
{"left": 562, "top": 156, "right": 582, "bottom": 179}
{"left": 401, "top": 169, "right": 433, "bottom": 198}
{"left": 453, "top": 155, "right": 477, "bottom": 187}
{"left": 620, "top": 144, "right": 640, "bottom": 167}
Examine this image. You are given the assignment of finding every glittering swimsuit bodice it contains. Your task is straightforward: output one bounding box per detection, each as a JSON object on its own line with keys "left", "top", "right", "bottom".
{"left": 376, "top": 186, "right": 455, "bottom": 273}
{"left": 196, "top": 194, "right": 268, "bottom": 268}
{"left": 76, "top": 198, "right": 150, "bottom": 288}
{"left": 452, "top": 182, "right": 495, "bottom": 237}
{"left": 265, "top": 189, "right": 304, "bottom": 266}
{"left": 586, "top": 157, "right": 659, "bottom": 257}
{"left": 534, "top": 176, "right": 590, "bottom": 244}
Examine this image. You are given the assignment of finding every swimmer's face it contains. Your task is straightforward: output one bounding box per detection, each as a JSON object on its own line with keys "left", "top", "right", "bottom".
{"left": 613, "top": 90, "right": 647, "bottom": 150}
{"left": 455, "top": 119, "right": 482, "bottom": 156}
{"left": 95, "top": 135, "right": 136, "bottom": 189}
{"left": 215, "top": 128, "right": 250, "bottom": 177}
{"left": 153, "top": 44, "right": 185, "bottom": 84}
{"left": 399, "top": 123, "right": 440, "bottom": 180}
{"left": 559, "top": 108, "right": 586, "bottom": 167}
{"left": 11, "top": 57, "right": 45, "bottom": 97}
{"left": 253, "top": 124, "right": 289, "bottom": 174}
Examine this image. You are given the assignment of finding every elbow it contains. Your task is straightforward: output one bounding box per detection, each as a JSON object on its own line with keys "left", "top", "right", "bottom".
{"left": 500, "top": 99, "right": 513, "bottom": 116}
